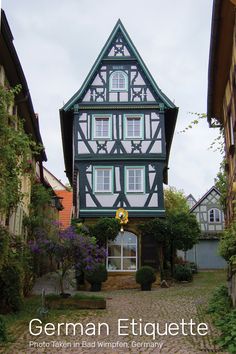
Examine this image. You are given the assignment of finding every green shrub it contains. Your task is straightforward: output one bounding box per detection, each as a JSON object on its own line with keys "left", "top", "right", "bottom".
{"left": 0, "top": 261, "right": 23, "bottom": 313}
{"left": 208, "top": 286, "right": 236, "bottom": 353}
{"left": 218, "top": 223, "right": 236, "bottom": 261}
{"left": 85, "top": 263, "right": 108, "bottom": 284}
{"left": 0, "top": 315, "right": 7, "bottom": 342}
{"left": 0, "top": 226, "right": 9, "bottom": 271}
{"left": 189, "top": 262, "right": 198, "bottom": 274}
{"left": 208, "top": 285, "right": 231, "bottom": 316}
{"left": 135, "top": 266, "right": 156, "bottom": 285}
{"left": 89, "top": 218, "right": 120, "bottom": 244}
{"left": 174, "top": 264, "right": 193, "bottom": 282}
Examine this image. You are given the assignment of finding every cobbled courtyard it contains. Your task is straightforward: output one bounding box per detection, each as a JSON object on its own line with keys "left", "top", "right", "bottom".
{"left": 0, "top": 271, "right": 228, "bottom": 354}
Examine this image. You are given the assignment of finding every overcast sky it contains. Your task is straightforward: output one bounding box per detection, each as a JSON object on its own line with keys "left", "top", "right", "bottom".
{"left": 2, "top": 0, "right": 221, "bottom": 200}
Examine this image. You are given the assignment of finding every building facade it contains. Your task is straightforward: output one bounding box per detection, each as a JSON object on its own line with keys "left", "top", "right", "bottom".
{"left": 182, "top": 187, "right": 226, "bottom": 269}
{"left": 60, "top": 20, "right": 178, "bottom": 272}
{"left": 207, "top": 0, "right": 236, "bottom": 225}
{"left": 207, "top": 0, "right": 236, "bottom": 305}
{"left": 0, "top": 9, "right": 47, "bottom": 237}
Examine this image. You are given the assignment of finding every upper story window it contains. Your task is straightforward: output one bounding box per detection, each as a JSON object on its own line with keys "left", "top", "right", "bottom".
{"left": 94, "top": 167, "right": 113, "bottom": 193}
{"left": 109, "top": 71, "right": 128, "bottom": 91}
{"left": 125, "top": 167, "right": 145, "bottom": 193}
{"left": 124, "top": 114, "right": 144, "bottom": 140}
{"left": 208, "top": 208, "right": 221, "bottom": 223}
{"left": 92, "top": 115, "right": 112, "bottom": 139}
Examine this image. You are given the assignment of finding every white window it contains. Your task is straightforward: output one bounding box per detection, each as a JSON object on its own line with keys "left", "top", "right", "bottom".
{"left": 107, "top": 232, "right": 137, "bottom": 271}
{"left": 124, "top": 115, "right": 143, "bottom": 139}
{"left": 94, "top": 168, "right": 112, "bottom": 193}
{"left": 208, "top": 208, "right": 221, "bottom": 223}
{"left": 229, "top": 114, "right": 235, "bottom": 147}
{"left": 110, "top": 71, "right": 128, "bottom": 91}
{"left": 93, "top": 115, "right": 111, "bottom": 139}
{"left": 126, "top": 167, "right": 144, "bottom": 193}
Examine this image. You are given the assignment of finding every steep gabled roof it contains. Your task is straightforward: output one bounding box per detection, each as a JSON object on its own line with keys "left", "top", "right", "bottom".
{"left": 190, "top": 186, "right": 221, "bottom": 212}
{"left": 63, "top": 19, "right": 176, "bottom": 112}
{"left": 60, "top": 20, "right": 178, "bottom": 184}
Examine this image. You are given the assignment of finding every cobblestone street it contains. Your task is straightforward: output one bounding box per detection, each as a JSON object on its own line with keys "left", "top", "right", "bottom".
{"left": 0, "top": 271, "right": 227, "bottom": 354}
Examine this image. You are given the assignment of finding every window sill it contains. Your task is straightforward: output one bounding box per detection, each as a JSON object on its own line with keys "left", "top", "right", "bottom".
{"left": 124, "top": 137, "right": 144, "bottom": 141}
{"left": 109, "top": 89, "right": 128, "bottom": 92}
{"left": 94, "top": 192, "right": 114, "bottom": 195}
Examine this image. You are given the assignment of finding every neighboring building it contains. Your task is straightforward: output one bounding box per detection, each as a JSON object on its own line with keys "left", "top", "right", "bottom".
{"left": 207, "top": 0, "right": 236, "bottom": 305}
{"left": 207, "top": 0, "right": 236, "bottom": 225}
{"left": 0, "top": 9, "right": 47, "bottom": 236}
{"left": 42, "top": 166, "right": 73, "bottom": 228}
{"left": 181, "top": 187, "right": 226, "bottom": 269}
{"left": 60, "top": 20, "right": 178, "bottom": 272}
{"left": 186, "top": 194, "right": 197, "bottom": 209}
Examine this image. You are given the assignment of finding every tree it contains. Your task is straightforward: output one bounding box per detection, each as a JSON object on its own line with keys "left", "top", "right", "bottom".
{"left": 89, "top": 218, "right": 120, "bottom": 245}
{"left": 139, "top": 218, "right": 168, "bottom": 272}
{"left": 164, "top": 187, "right": 200, "bottom": 274}
{"left": 164, "top": 187, "right": 189, "bottom": 215}
{"left": 214, "top": 159, "right": 227, "bottom": 212}
{"left": 139, "top": 187, "right": 200, "bottom": 276}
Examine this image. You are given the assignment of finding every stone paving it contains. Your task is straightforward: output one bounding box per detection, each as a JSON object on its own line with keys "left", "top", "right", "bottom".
{"left": 2, "top": 272, "right": 228, "bottom": 354}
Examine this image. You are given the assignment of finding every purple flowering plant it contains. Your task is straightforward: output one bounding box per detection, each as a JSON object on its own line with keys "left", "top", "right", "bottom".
{"left": 29, "top": 224, "right": 106, "bottom": 294}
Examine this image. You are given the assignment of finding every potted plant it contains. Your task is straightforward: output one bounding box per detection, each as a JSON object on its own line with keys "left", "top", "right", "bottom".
{"left": 85, "top": 263, "right": 108, "bottom": 292}
{"left": 135, "top": 266, "right": 156, "bottom": 291}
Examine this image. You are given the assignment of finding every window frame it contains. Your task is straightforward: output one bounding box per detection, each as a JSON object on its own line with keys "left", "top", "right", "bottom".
{"left": 109, "top": 70, "right": 128, "bottom": 92}
{"left": 123, "top": 114, "right": 144, "bottom": 140}
{"left": 93, "top": 166, "right": 114, "bottom": 194}
{"left": 107, "top": 232, "right": 137, "bottom": 272}
{"left": 208, "top": 208, "right": 221, "bottom": 223}
{"left": 125, "top": 166, "right": 145, "bottom": 194}
{"left": 92, "top": 114, "right": 112, "bottom": 140}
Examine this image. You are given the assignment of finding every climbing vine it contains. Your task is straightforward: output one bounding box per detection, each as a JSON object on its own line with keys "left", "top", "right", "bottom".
{"left": 0, "top": 84, "right": 42, "bottom": 212}
{"left": 178, "top": 112, "right": 224, "bottom": 154}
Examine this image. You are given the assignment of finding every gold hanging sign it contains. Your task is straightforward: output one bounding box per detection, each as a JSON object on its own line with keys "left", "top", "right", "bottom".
{"left": 116, "top": 208, "right": 129, "bottom": 232}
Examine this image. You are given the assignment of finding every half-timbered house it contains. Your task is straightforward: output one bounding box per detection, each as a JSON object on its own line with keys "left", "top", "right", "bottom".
{"left": 60, "top": 20, "right": 178, "bottom": 272}
{"left": 180, "top": 187, "right": 226, "bottom": 269}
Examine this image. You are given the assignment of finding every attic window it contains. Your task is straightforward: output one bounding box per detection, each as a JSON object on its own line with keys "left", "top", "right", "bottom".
{"left": 109, "top": 71, "right": 128, "bottom": 91}
{"left": 208, "top": 208, "right": 221, "bottom": 223}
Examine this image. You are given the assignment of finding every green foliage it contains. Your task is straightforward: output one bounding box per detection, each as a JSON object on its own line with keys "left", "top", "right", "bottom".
{"left": 0, "top": 260, "right": 23, "bottom": 313}
{"left": 208, "top": 286, "right": 236, "bottom": 353}
{"left": 139, "top": 218, "right": 167, "bottom": 244}
{"left": 214, "top": 160, "right": 227, "bottom": 210}
{"left": 0, "top": 226, "right": 9, "bottom": 270}
{"left": 178, "top": 112, "right": 224, "bottom": 154}
{"left": 0, "top": 315, "right": 7, "bottom": 342}
{"left": 21, "top": 246, "right": 35, "bottom": 297}
{"left": 174, "top": 264, "right": 193, "bottom": 282}
{"left": 85, "top": 263, "right": 108, "bottom": 284}
{"left": 23, "top": 182, "right": 53, "bottom": 237}
{"left": 89, "top": 217, "right": 120, "bottom": 244}
{"left": 164, "top": 187, "right": 189, "bottom": 215}
{"left": 218, "top": 223, "right": 236, "bottom": 261}
{"left": 168, "top": 212, "right": 200, "bottom": 251}
{"left": 135, "top": 266, "right": 156, "bottom": 285}
{"left": 208, "top": 285, "right": 231, "bottom": 315}
{"left": 0, "top": 85, "right": 42, "bottom": 212}
{"left": 189, "top": 262, "right": 198, "bottom": 274}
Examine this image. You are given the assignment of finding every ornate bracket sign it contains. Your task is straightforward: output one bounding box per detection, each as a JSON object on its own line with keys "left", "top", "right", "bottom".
{"left": 115, "top": 208, "right": 129, "bottom": 232}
